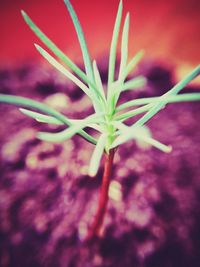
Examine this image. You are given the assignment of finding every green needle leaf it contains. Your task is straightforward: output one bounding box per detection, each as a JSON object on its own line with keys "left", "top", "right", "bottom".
{"left": 115, "top": 103, "right": 153, "bottom": 121}
{"left": 64, "top": 0, "right": 94, "bottom": 85}
{"left": 20, "top": 108, "right": 94, "bottom": 126}
{"left": 37, "top": 128, "right": 72, "bottom": 143}
{"left": 141, "top": 136, "right": 172, "bottom": 153}
{"left": 122, "top": 76, "right": 147, "bottom": 91}
{"left": 21, "top": 10, "right": 92, "bottom": 86}
{"left": 125, "top": 50, "right": 145, "bottom": 78}
{"left": 111, "top": 124, "right": 172, "bottom": 153}
{"left": 107, "top": 0, "right": 123, "bottom": 97}
{"left": 0, "top": 94, "right": 97, "bottom": 145}
{"left": 20, "top": 108, "right": 64, "bottom": 125}
{"left": 132, "top": 64, "right": 200, "bottom": 129}
{"left": 110, "top": 12, "right": 130, "bottom": 110}
{"left": 93, "top": 60, "right": 107, "bottom": 104}
{"left": 37, "top": 113, "right": 103, "bottom": 142}
{"left": 118, "top": 12, "right": 130, "bottom": 81}
{"left": 110, "top": 76, "right": 146, "bottom": 107}
{"left": 35, "top": 44, "right": 103, "bottom": 113}
{"left": 117, "top": 93, "right": 200, "bottom": 112}
{"left": 34, "top": 44, "right": 95, "bottom": 101}
{"left": 88, "top": 134, "right": 107, "bottom": 177}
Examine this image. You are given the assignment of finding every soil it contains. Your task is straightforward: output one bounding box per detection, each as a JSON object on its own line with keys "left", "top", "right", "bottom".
{"left": 0, "top": 61, "right": 200, "bottom": 267}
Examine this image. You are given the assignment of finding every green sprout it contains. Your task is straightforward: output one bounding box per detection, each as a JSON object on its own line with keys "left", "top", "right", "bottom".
{"left": 0, "top": 0, "right": 199, "bottom": 241}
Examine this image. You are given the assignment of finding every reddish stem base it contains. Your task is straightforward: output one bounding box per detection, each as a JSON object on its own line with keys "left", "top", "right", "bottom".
{"left": 85, "top": 149, "right": 115, "bottom": 242}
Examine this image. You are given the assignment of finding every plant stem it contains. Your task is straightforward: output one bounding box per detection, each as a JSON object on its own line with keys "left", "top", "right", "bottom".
{"left": 86, "top": 149, "right": 115, "bottom": 241}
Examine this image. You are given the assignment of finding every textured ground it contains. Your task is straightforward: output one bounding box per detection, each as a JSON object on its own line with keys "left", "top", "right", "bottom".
{"left": 0, "top": 62, "right": 200, "bottom": 267}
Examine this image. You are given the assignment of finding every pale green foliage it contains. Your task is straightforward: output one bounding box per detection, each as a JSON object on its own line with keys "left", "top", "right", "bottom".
{"left": 0, "top": 0, "right": 200, "bottom": 177}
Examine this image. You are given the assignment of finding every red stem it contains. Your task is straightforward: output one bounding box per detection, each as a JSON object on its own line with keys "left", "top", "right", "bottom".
{"left": 86, "top": 149, "right": 115, "bottom": 241}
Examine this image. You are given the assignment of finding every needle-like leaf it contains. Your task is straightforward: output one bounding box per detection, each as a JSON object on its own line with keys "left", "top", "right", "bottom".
{"left": 35, "top": 44, "right": 95, "bottom": 100}
{"left": 118, "top": 13, "right": 130, "bottom": 81}
{"left": 141, "top": 136, "right": 172, "bottom": 153}
{"left": 107, "top": 0, "right": 123, "bottom": 97}
{"left": 37, "top": 113, "right": 103, "bottom": 142}
{"left": 116, "top": 92, "right": 200, "bottom": 122}
{"left": 122, "top": 76, "right": 147, "bottom": 91}
{"left": 110, "top": 76, "right": 146, "bottom": 104}
{"left": 21, "top": 10, "right": 93, "bottom": 87}
{"left": 35, "top": 44, "right": 104, "bottom": 112}
{"left": 117, "top": 93, "right": 200, "bottom": 112}
{"left": 64, "top": 0, "right": 94, "bottom": 86}
{"left": 111, "top": 124, "right": 172, "bottom": 153}
{"left": 93, "top": 60, "right": 106, "bottom": 103}
{"left": 125, "top": 50, "right": 145, "bottom": 78}
{"left": 20, "top": 108, "right": 97, "bottom": 126}
{"left": 88, "top": 134, "right": 107, "bottom": 177}
{"left": 132, "top": 64, "right": 200, "bottom": 129}
{"left": 108, "top": 80, "right": 123, "bottom": 114}
{"left": 20, "top": 108, "right": 64, "bottom": 125}
{"left": 110, "top": 13, "right": 130, "bottom": 110}
{"left": 0, "top": 94, "right": 97, "bottom": 145}
{"left": 115, "top": 103, "right": 153, "bottom": 121}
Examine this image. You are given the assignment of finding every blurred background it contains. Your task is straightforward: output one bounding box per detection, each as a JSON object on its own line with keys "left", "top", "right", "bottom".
{"left": 0, "top": 1, "right": 200, "bottom": 267}
{"left": 0, "top": 0, "right": 200, "bottom": 83}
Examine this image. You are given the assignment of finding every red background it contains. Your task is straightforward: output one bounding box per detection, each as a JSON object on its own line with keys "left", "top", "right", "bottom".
{"left": 0, "top": 0, "right": 200, "bottom": 82}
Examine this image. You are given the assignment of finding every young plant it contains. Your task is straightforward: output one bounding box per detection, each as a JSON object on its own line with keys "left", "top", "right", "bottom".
{"left": 0, "top": 0, "right": 199, "bottom": 241}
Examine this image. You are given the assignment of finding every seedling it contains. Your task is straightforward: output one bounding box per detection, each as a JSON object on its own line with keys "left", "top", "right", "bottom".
{"left": 0, "top": 0, "right": 199, "bottom": 241}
